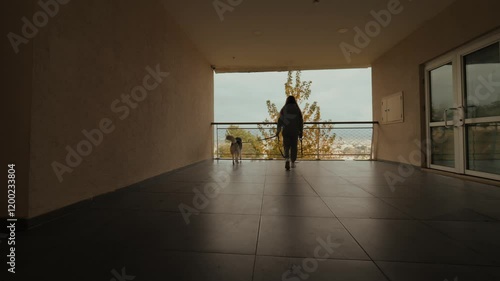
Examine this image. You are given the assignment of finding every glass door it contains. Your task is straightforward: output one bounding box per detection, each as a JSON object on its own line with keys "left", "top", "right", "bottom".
{"left": 426, "top": 58, "right": 463, "bottom": 173}
{"left": 425, "top": 32, "right": 500, "bottom": 180}
{"left": 462, "top": 42, "right": 500, "bottom": 180}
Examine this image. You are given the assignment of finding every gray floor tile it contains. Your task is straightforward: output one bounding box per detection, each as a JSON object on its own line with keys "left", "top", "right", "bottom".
{"left": 382, "top": 197, "right": 494, "bottom": 221}
{"left": 254, "top": 256, "right": 388, "bottom": 281}
{"left": 262, "top": 196, "right": 333, "bottom": 217}
{"left": 377, "top": 261, "right": 500, "bottom": 281}
{"left": 461, "top": 183, "right": 500, "bottom": 199}
{"left": 165, "top": 213, "right": 259, "bottom": 254}
{"left": 345, "top": 177, "right": 396, "bottom": 186}
{"left": 306, "top": 175, "right": 350, "bottom": 183}
{"left": 101, "top": 212, "right": 260, "bottom": 255}
{"left": 467, "top": 199, "right": 500, "bottom": 220}
{"left": 426, "top": 221, "right": 500, "bottom": 264}
{"left": 356, "top": 184, "right": 429, "bottom": 198}
{"left": 125, "top": 250, "right": 255, "bottom": 281}
{"left": 323, "top": 197, "right": 410, "bottom": 219}
{"left": 310, "top": 183, "right": 375, "bottom": 197}
{"left": 161, "top": 173, "right": 214, "bottom": 182}
{"left": 201, "top": 194, "right": 263, "bottom": 215}
{"left": 90, "top": 191, "right": 172, "bottom": 210}
{"left": 135, "top": 181, "right": 205, "bottom": 193}
{"left": 341, "top": 218, "right": 493, "bottom": 265}
{"left": 266, "top": 175, "right": 308, "bottom": 184}
{"left": 264, "top": 182, "right": 318, "bottom": 196}
{"left": 227, "top": 174, "right": 267, "bottom": 183}
{"left": 16, "top": 248, "right": 255, "bottom": 281}
{"left": 257, "top": 216, "right": 369, "bottom": 260}
{"left": 216, "top": 182, "right": 265, "bottom": 195}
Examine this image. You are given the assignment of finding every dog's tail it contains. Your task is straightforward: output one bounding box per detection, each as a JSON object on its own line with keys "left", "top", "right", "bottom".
{"left": 226, "top": 135, "right": 236, "bottom": 143}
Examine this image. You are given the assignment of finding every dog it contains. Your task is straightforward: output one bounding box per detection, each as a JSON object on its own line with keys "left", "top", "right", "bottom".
{"left": 226, "top": 135, "right": 242, "bottom": 164}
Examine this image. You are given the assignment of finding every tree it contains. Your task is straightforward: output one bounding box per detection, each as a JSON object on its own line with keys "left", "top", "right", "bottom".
{"left": 258, "top": 71, "right": 336, "bottom": 159}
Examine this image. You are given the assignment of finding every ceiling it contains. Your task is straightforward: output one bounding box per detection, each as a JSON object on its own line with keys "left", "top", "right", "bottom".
{"left": 162, "top": 0, "right": 456, "bottom": 73}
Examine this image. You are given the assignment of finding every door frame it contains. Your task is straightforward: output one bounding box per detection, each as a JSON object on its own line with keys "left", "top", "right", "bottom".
{"left": 459, "top": 32, "right": 500, "bottom": 181}
{"left": 424, "top": 30, "right": 500, "bottom": 180}
{"left": 424, "top": 54, "right": 463, "bottom": 173}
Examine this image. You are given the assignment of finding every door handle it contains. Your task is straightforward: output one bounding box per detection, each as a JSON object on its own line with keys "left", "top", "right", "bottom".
{"left": 444, "top": 108, "right": 454, "bottom": 128}
{"left": 444, "top": 109, "right": 449, "bottom": 128}
{"left": 443, "top": 107, "right": 464, "bottom": 128}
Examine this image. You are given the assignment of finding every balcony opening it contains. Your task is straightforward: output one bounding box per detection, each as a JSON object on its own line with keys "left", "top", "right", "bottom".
{"left": 214, "top": 69, "right": 375, "bottom": 161}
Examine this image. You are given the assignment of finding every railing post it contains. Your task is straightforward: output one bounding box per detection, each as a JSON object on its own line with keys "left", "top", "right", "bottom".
{"left": 316, "top": 126, "right": 320, "bottom": 160}
{"left": 216, "top": 124, "right": 219, "bottom": 160}
{"left": 370, "top": 124, "right": 374, "bottom": 161}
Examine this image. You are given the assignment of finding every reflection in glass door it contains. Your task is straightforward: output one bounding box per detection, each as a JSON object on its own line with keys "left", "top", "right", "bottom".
{"left": 426, "top": 33, "right": 500, "bottom": 180}
{"left": 428, "top": 62, "right": 457, "bottom": 170}
{"left": 463, "top": 42, "right": 500, "bottom": 178}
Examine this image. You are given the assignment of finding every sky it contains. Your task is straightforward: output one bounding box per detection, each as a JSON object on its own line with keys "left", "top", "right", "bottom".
{"left": 214, "top": 68, "right": 373, "bottom": 122}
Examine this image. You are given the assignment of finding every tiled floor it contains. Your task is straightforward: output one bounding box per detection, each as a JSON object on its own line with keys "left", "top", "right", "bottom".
{"left": 5, "top": 160, "right": 500, "bottom": 280}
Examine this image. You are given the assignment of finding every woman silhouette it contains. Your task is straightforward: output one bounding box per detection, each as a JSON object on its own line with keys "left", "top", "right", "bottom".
{"left": 276, "top": 96, "right": 303, "bottom": 170}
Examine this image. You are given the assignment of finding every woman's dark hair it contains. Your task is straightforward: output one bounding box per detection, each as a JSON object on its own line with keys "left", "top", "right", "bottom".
{"left": 285, "top": 95, "right": 297, "bottom": 105}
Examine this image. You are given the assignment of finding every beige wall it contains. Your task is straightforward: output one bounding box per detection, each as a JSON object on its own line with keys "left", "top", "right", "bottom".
{"left": 372, "top": 0, "right": 500, "bottom": 165}
{"left": 2, "top": 1, "right": 35, "bottom": 219}
{"left": 23, "top": 0, "right": 213, "bottom": 217}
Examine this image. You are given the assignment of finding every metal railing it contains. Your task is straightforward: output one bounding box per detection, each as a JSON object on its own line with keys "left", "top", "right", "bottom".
{"left": 212, "top": 121, "right": 378, "bottom": 160}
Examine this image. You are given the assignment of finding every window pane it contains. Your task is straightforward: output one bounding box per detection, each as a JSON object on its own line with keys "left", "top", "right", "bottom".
{"left": 430, "top": 63, "right": 454, "bottom": 122}
{"left": 467, "top": 123, "right": 500, "bottom": 175}
{"left": 464, "top": 42, "right": 500, "bottom": 119}
{"left": 431, "top": 126, "right": 455, "bottom": 168}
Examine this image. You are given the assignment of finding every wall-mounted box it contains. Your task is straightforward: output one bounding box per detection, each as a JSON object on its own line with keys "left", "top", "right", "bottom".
{"left": 381, "top": 91, "right": 404, "bottom": 124}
